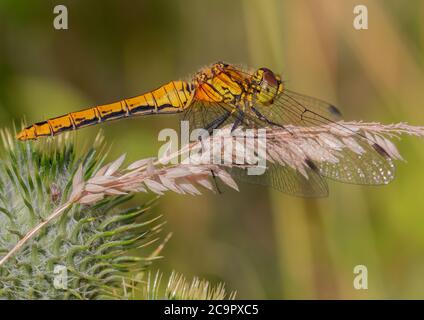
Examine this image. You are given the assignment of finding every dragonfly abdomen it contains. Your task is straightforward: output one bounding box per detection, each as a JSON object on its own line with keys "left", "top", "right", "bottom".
{"left": 126, "top": 80, "right": 193, "bottom": 114}
{"left": 17, "top": 80, "right": 194, "bottom": 140}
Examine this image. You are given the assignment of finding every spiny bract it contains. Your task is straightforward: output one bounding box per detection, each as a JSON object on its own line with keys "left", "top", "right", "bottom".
{"left": 0, "top": 131, "right": 162, "bottom": 299}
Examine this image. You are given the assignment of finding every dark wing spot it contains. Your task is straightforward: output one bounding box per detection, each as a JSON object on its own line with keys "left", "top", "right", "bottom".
{"left": 305, "top": 158, "right": 319, "bottom": 173}
{"left": 372, "top": 143, "right": 391, "bottom": 159}
{"left": 329, "top": 104, "right": 342, "bottom": 117}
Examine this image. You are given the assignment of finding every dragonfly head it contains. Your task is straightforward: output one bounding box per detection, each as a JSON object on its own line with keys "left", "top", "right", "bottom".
{"left": 252, "top": 68, "right": 284, "bottom": 106}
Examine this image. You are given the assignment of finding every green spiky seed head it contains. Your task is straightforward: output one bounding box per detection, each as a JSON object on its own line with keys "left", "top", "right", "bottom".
{"left": 0, "top": 131, "right": 163, "bottom": 299}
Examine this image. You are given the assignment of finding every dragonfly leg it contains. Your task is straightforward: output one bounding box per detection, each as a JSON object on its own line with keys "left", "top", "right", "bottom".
{"left": 199, "top": 113, "right": 232, "bottom": 195}
{"left": 196, "top": 135, "right": 222, "bottom": 194}
{"left": 210, "top": 168, "right": 222, "bottom": 194}
{"left": 195, "top": 132, "right": 223, "bottom": 194}
{"left": 231, "top": 109, "right": 245, "bottom": 132}
{"left": 204, "top": 111, "right": 231, "bottom": 135}
{"left": 251, "top": 106, "right": 285, "bottom": 129}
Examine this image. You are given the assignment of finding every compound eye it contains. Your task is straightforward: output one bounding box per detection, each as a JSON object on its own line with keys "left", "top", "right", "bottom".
{"left": 259, "top": 68, "right": 278, "bottom": 88}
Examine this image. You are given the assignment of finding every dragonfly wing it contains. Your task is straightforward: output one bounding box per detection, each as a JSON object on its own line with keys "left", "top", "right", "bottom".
{"left": 315, "top": 139, "right": 396, "bottom": 185}
{"left": 182, "top": 78, "right": 395, "bottom": 189}
{"left": 251, "top": 89, "right": 342, "bottom": 128}
{"left": 182, "top": 99, "right": 329, "bottom": 196}
{"left": 283, "top": 89, "right": 343, "bottom": 123}
{"left": 182, "top": 101, "right": 238, "bottom": 133}
{"left": 227, "top": 162, "right": 329, "bottom": 197}
{"left": 249, "top": 89, "right": 396, "bottom": 185}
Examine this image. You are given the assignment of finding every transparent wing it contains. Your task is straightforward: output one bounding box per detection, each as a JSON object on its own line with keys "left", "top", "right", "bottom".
{"left": 284, "top": 89, "right": 343, "bottom": 123}
{"left": 182, "top": 66, "right": 396, "bottom": 190}
{"left": 252, "top": 89, "right": 342, "bottom": 128}
{"left": 226, "top": 162, "right": 329, "bottom": 197}
{"left": 182, "top": 101, "right": 239, "bottom": 133}
{"left": 182, "top": 100, "right": 329, "bottom": 196}
{"left": 247, "top": 86, "right": 396, "bottom": 185}
{"left": 316, "top": 140, "right": 395, "bottom": 185}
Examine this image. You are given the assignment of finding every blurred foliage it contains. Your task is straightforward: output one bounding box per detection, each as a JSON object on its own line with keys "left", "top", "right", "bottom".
{"left": 1, "top": 0, "right": 424, "bottom": 299}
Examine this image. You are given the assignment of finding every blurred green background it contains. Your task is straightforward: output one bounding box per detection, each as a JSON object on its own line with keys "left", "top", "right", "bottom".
{"left": 1, "top": 0, "right": 424, "bottom": 299}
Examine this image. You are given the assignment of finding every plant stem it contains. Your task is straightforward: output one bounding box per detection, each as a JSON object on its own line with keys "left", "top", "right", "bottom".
{"left": 0, "top": 202, "right": 72, "bottom": 267}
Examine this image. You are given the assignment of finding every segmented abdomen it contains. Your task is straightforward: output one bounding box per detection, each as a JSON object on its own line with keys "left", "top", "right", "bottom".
{"left": 17, "top": 80, "right": 194, "bottom": 140}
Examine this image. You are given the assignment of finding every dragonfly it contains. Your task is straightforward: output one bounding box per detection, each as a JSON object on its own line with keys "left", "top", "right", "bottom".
{"left": 16, "top": 62, "right": 395, "bottom": 197}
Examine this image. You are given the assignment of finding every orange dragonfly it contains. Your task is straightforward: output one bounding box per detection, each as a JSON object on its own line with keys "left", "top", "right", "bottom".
{"left": 17, "top": 62, "right": 395, "bottom": 196}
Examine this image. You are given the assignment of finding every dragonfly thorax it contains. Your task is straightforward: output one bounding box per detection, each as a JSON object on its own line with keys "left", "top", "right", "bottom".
{"left": 193, "top": 63, "right": 245, "bottom": 104}
{"left": 193, "top": 64, "right": 284, "bottom": 108}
